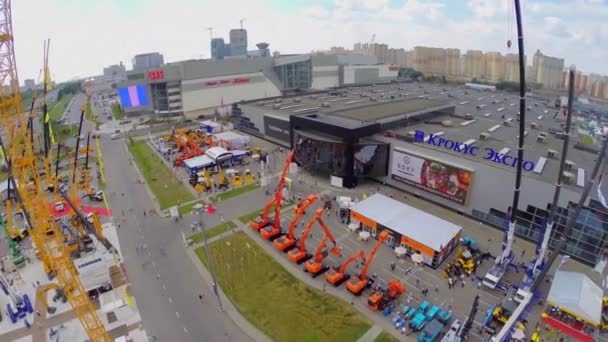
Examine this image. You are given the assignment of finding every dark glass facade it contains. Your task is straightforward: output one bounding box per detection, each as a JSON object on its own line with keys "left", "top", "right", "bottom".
{"left": 473, "top": 199, "right": 608, "bottom": 266}
{"left": 294, "top": 131, "right": 389, "bottom": 179}
{"left": 274, "top": 60, "right": 311, "bottom": 90}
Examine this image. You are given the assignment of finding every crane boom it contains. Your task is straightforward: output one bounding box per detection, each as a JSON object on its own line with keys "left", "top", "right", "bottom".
{"left": 297, "top": 210, "right": 318, "bottom": 253}
{"left": 339, "top": 251, "right": 365, "bottom": 274}
{"left": 360, "top": 231, "right": 388, "bottom": 280}
{"left": 313, "top": 236, "right": 330, "bottom": 263}
{"left": 287, "top": 194, "right": 318, "bottom": 239}
{"left": 0, "top": 2, "right": 111, "bottom": 339}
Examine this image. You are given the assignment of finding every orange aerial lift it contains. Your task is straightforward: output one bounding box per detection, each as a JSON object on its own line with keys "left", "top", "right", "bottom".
{"left": 273, "top": 194, "right": 318, "bottom": 252}
{"left": 346, "top": 231, "right": 389, "bottom": 296}
{"left": 305, "top": 228, "right": 342, "bottom": 277}
{"left": 325, "top": 250, "right": 365, "bottom": 287}
{"left": 250, "top": 149, "right": 296, "bottom": 231}
{"left": 288, "top": 207, "right": 341, "bottom": 264}
{"left": 367, "top": 279, "right": 406, "bottom": 311}
{"left": 175, "top": 136, "right": 204, "bottom": 166}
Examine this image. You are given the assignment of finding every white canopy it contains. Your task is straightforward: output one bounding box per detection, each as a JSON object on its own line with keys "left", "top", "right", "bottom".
{"left": 547, "top": 271, "right": 603, "bottom": 325}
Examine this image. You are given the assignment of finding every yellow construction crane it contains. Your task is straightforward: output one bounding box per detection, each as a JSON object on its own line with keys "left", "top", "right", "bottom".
{"left": 0, "top": 1, "right": 111, "bottom": 340}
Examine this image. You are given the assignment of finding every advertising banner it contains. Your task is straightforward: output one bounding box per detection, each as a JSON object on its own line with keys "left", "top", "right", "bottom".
{"left": 391, "top": 149, "right": 473, "bottom": 205}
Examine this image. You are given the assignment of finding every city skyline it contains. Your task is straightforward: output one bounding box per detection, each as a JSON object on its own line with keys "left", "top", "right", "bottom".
{"left": 13, "top": 0, "right": 608, "bottom": 83}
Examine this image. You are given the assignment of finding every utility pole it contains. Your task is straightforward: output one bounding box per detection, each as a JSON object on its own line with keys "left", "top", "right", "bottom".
{"left": 193, "top": 203, "right": 224, "bottom": 311}
{"left": 239, "top": 18, "right": 246, "bottom": 30}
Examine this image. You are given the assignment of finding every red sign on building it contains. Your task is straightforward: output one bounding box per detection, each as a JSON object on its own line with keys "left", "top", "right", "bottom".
{"left": 388, "top": 65, "right": 400, "bottom": 72}
{"left": 206, "top": 78, "right": 251, "bottom": 87}
{"left": 148, "top": 69, "right": 165, "bottom": 80}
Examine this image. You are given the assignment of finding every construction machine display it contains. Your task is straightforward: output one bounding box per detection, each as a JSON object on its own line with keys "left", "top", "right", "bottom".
{"left": 287, "top": 208, "right": 341, "bottom": 263}
{"left": 303, "top": 210, "right": 342, "bottom": 275}
{"left": 250, "top": 149, "right": 295, "bottom": 231}
{"left": 325, "top": 250, "right": 365, "bottom": 287}
{"left": 367, "top": 279, "right": 405, "bottom": 311}
{"left": 346, "top": 231, "right": 389, "bottom": 295}
{"left": 273, "top": 194, "right": 318, "bottom": 252}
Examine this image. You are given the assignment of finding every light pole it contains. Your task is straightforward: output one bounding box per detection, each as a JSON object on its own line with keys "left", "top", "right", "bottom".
{"left": 193, "top": 203, "right": 224, "bottom": 311}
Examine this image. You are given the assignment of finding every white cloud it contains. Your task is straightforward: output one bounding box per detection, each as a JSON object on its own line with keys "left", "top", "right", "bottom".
{"left": 9, "top": 0, "right": 608, "bottom": 83}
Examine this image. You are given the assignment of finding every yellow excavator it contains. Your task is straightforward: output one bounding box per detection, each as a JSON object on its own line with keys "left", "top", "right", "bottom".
{"left": 232, "top": 170, "right": 243, "bottom": 187}
{"left": 245, "top": 169, "right": 253, "bottom": 184}
{"left": 217, "top": 167, "right": 229, "bottom": 189}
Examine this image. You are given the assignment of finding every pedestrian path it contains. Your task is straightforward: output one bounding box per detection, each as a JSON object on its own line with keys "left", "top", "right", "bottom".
{"left": 357, "top": 325, "right": 383, "bottom": 342}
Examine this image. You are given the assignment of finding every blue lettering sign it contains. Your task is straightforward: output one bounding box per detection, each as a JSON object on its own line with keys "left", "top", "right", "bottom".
{"left": 414, "top": 130, "right": 536, "bottom": 172}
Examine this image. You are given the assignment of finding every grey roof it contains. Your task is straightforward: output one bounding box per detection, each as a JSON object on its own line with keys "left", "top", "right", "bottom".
{"left": 350, "top": 193, "right": 462, "bottom": 251}
{"left": 547, "top": 271, "right": 602, "bottom": 325}
{"left": 170, "top": 57, "right": 275, "bottom": 80}
{"left": 332, "top": 98, "right": 448, "bottom": 122}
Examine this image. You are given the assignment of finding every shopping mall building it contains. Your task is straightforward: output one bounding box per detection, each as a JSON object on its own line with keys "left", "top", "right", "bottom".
{"left": 115, "top": 54, "right": 398, "bottom": 118}
{"left": 234, "top": 81, "right": 608, "bottom": 267}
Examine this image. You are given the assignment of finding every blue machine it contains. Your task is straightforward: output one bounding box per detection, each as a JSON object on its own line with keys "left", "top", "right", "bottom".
{"left": 0, "top": 272, "right": 33, "bottom": 324}
{"left": 383, "top": 304, "right": 393, "bottom": 317}
{"left": 400, "top": 305, "right": 412, "bottom": 316}
{"left": 410, "top": 312, "right": 427, "bottom": 331}
{"left": 436, "top": 308, "right": 452, "bottom": 324}
{"left": 418, "top": 319, "right": 445, "bottom": 342}
{"left": 393, "top": 315, "right": 406, "bottom": 329}
{"left": 419, "top": 300, "right": 430, "bottom": 312}
{"left": 404, "top": 307, "right": 417, "bottom": 319}
{"left": 426, "top": 305, "right": 440, "bottom": 322}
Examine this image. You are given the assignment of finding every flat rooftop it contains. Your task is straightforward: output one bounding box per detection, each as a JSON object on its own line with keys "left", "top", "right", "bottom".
{"left": 331, "top": 98, "right": 447, "bottom": 122}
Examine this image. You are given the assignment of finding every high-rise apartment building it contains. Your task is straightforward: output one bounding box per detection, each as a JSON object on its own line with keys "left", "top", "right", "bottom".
{"left": 387, "top": 48, "right": 408, "bottom": 67}
{"left": 103, "top": 62, "right": 127, "bottom": 80}
{"left": 413, "top": 46, "right": 446, "bottom": 75}
{"left": 445, "top": 49, "right": 461, "bottom": 77}
{"left": 503, "top": 53, "right": 523, "bottom": 82}
{"left": 132, "top": 53, "right": 164, "bottom": 72}
{"left": 369, "top": 43, "right": 389, "bottom": 63}
{"left": 484, "top": 52, "right": 504, "bottom": 83}
{"left": 531, "top": 50, "right": 564, "bottom": 89}
{"left": 23, "top": 79, "right": 35, "bottom": 91}
{"left": 563, "top": 70, "right": 590, "bottom": 93}
{"left": 229, "top": 29, "right": 248, "bottom": 56}
{"left": 462, "top": 50, "right": 485, "bottom": 79}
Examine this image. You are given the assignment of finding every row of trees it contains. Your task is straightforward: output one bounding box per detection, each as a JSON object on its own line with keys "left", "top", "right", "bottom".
{"left": 56, "top": 81, "right": 81, "bottom": 100}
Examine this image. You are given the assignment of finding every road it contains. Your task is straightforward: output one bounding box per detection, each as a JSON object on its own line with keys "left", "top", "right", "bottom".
{"left": 63, "top": 92, "right": 87, "bottom": 125}
{"left": 101, "top": 137, "right": 252, "bottom": 342}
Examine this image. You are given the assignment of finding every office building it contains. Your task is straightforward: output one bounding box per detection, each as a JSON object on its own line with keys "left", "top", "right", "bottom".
{"left": 23, "top": 79, "right": 35, "bottom": 91}
{"left": 229, "top": 29, "right": 248, "bottom": 56}
{"left": 211, "top": 38, "right": 226, "bottom": 60}
{"left": 103, "top": 63, "right": 127, "bottom": 80}
{"left": 132, "top": 53, "right": 164, "bottom": 72}
{"left": 531, "top": 50, "right": 564, "bottom": 89}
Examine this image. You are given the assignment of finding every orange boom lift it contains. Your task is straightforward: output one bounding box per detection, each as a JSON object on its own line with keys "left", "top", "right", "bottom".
{"left": 367, "top": 279, "right": 406, "bottom": 311}
{"left": 304, "top": 217, "right": 342, "bottom": 277}
{"left": 346, "top": 231, "right": 388, "bottom": 295}
{"left": 286, "top": 208, "right": 336, "bottom": 263}
{"left": 273, "top": 194, "right": 318, "bottom": 252}
{"left": 250, "top": 150, "right": 295, "bottom": 232}
{"left": 325, "top": 250, "right": 365, "bottom": 287}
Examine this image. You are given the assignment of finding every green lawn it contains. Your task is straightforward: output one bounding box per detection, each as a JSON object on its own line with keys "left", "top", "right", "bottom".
{"left": 196, "top": 232, "right": 371, "bottom": 342}
{"left": 237, "top": 200, "right": 295, "bottom": 224}
{"left": 52, "top": 124, "right": 79, "bottom": 143}
{"left": 48, "top": 94, "right": 73, "bottom": 121}
{"left": 85, "top": 102, "right": 102, "bottom": 129}
{"left": 373, "top": 332, "right": 400, "bottom": 342}
{"left": 128, "top": 140, "right": 194, "bottom": 209}
{"left": 210, "top": 183, "right": 260, "bottom": 202}
{"left": 190, "top": 221, "right": 237, "bottom": 244}
{"left": 111, "top": 103, "right": 124, "bottom": 120}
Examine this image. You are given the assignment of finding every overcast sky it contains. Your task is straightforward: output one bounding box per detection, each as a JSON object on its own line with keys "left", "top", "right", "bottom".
{"left": 12, "top": 0, "right": 608, "bottom": 83}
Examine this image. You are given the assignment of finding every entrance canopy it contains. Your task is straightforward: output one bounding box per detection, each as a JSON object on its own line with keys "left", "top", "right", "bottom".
{"left": 350, "top": 193, "right": 461, "bottom": 252}
{"left": 547, "top": 271, "right": 603, "bottom": 326}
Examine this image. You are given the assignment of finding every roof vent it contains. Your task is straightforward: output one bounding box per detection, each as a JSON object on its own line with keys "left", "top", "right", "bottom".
{"left": 321, "top": 102, "right": 331, "bottom": 107}
{"left": 536, "top": 135, "right": 546, "bottom": 143}
{"left": 504, "top": 118, "right": 513, "bottom": 127}
{"left": 370, "top": 97, "right": 377, "bottom": 102}
{"left": 480, "top": 132, "right": 490, "bottom": 141}
{"left": 564, "top": 160, "right": 575, "bottom": 171}
{"left": 273, "top": 104, "right": 282, "bottom": 109}
{"left": 464, "top": 113, "right": 473, "bottom": 119}
{"left": 547, "top": 149, "right": 558, "bottom": 159}
{"left": 360, "top": 93, "right": 367, "bottom": 98}
{"left": 441, "top": 120, "right": 454, "bottom": 127}
{"left": 406, "top": 131, "right": 416, "bottom": 138}
{"left": 530, "top": 122, "right": 537, "bottom": 129}
{"left": 562, "top": 171, "right": 575, "bottom": 185}
{"left": 293, "top": 97, "right": 301, "bottom": 103}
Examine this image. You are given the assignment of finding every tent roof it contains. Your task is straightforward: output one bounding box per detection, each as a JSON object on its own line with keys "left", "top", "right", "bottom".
{"left": 350, "top": 193, "right": 461, "bottom": 251}
{"left": 547, "top": 271, "right": 603, "bottom": 325}
{"left": 184, "top": 155, "right": 214, "bottom": 169}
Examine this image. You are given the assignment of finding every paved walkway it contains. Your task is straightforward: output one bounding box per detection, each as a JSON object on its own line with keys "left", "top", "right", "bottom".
{"left": 357, "top": 325, "right": 383, "bottom": 342}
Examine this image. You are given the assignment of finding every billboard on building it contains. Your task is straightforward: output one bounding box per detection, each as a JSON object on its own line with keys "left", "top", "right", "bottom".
{"left": 390, "top": 149, "right": 473, "bottom": 205}
{"left": 118, "top": 84, "right": 149, "bottom": 109}
{"left": 263, "top": 115, "right": 290, "bottom": 142}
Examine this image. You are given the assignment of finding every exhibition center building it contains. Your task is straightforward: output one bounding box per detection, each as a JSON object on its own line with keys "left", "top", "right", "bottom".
{"left": 235, "top": 81, "right": 608, "bottom": 266}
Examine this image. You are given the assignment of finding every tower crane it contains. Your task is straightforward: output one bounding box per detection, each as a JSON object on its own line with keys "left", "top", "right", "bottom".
{"left": 346, "top": 230, "right": 388, "bottom": 295}
{"left": 207, "top": 27, "right": 213, "bottom": 40}
{"left": 273, "top": 194, "right": 318, "bottom": 252}
{"left": 0, "top": 1, "right": 111, "bottom": 340}
{"left": 325, "top": 250, "right": 365, "bottom": 287}
{"left": 240, "top": 18, "right": 246, "bottom": 30}
{"left": 304, "top": 213, "right": 342, "bottom": 277}
{"left": 250, "top": 149, "right": 295, "bottom": 231}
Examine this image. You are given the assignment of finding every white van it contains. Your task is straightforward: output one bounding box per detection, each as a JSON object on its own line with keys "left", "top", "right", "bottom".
{"left": 111, "top": 133, "right": 121, "bottom": 140}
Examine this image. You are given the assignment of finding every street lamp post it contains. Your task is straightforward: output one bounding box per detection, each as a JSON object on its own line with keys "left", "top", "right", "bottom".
{"left": 193, "top": 203, "right": 224, "bottom": 311}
